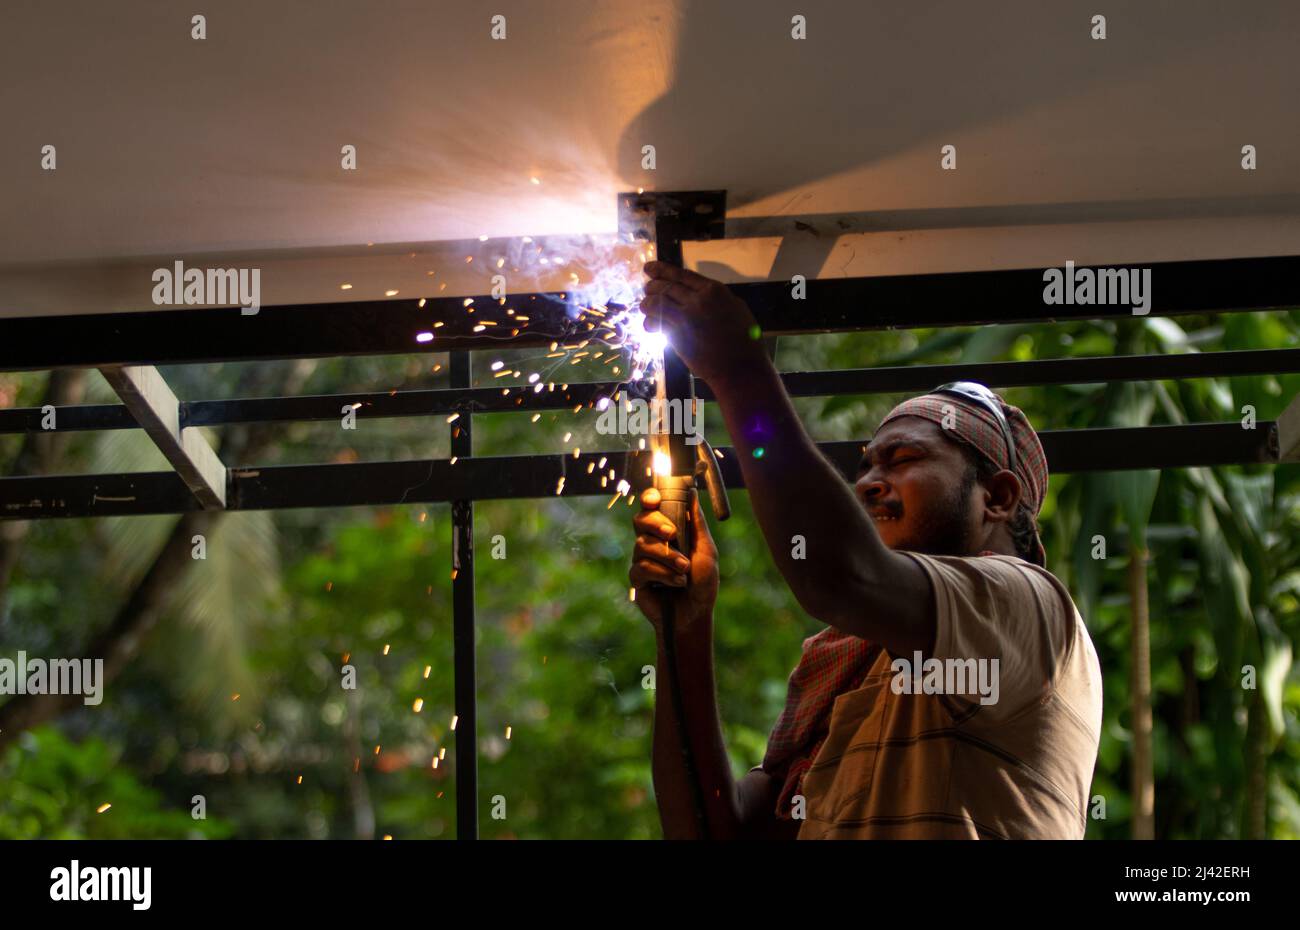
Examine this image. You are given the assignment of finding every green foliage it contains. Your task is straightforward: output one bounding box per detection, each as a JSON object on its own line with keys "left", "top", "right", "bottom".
{"left": 2, "top": 312, "right": 1299, "bottom": 839}
{"left": 0, "top": 728, "right": 230, "bottom": 839}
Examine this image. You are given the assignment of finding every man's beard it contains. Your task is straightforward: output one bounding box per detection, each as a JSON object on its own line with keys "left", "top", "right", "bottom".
{"left": 897, "top": 467, "right": 978, "bottom": 557}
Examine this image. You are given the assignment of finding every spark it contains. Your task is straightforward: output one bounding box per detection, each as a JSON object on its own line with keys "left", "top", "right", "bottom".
{"left": 385, "top": 289, "right": 399, "bottom": 297}
{"left": 505, "top": 726, "right": 512, "bottom": 740}
{"left": 629, "top": 587, "right": 636, "bottom": 602}
{"left": 416, "top": 332, "right": 434, "bottom": 343}
{"left": 424, "top": 665, "right": 432, "bottom": 678}
{"left": 383, "top": 644, "right": 390, "bottom": 655}
{"left": 97, "top": 803, "right": 112, "bottom": 814}
{"left": 446, "top": 413, "right": 460, "bottom": 424}
{"left": 451, "top": 715, "right": 458, "bottom": 730}
{"left": 413, "top": 698, "right": 424, "bottom": 713}
{"left": 418, "top": 298, "right": 426, "bottom": 308}
{"left": 556, "top": 476, "right": 565, "bottom": 494}
{"left": 340, "top": 283, "right": 353, "bottom": 290}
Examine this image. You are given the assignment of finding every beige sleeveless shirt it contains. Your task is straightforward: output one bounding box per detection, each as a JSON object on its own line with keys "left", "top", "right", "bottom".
{"left": 789, "top": 553, "right": 1103, "bottom": 839}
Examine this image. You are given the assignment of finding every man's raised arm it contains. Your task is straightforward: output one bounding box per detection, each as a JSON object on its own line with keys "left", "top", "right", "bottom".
{"left": 641, "top": 263, "right": 933, "bottom": 654}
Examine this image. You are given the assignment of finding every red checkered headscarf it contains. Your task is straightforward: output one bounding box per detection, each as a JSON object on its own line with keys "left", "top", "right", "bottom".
{"left": 877, "top": 389, "right": 1048, "bottom": 566}
{"left": 759, "top": 389, "right": 1049, "bottom": 820}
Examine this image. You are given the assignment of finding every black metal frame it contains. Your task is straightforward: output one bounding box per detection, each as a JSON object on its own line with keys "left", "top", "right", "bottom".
{"left": 6, "top": 254, "right": 1300, "bottom": 372}
{"left": 3, "top": 195, "right": 1299, "bottom": 840}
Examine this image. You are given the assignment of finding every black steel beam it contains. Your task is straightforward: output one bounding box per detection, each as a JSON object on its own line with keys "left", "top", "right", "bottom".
{"left": 449, "top": 352, "right": 478, "bottom": 841}
{"left": 4, "top": 255, "right": 1300, "bottom": 371}
{"left": 6, "top": 348, "right": 1297, "bottom": 436}
{"left": 0, "top": 403, "right": 139, "bottom": 434}
{"left": 0, "top": 422, "right": 1278, "bottom": 520}
{"left": 0, "top": 471, "right": 201, "bottom": 519}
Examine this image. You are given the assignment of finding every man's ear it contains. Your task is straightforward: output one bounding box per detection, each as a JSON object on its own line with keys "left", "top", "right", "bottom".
{"left": 983, "top": 470, "right": 1023, "bottom": 523}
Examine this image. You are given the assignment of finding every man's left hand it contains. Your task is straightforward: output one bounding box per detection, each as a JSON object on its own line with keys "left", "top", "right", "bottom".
{"left": 642, "top": 262, "right": 768, "bottom": 386}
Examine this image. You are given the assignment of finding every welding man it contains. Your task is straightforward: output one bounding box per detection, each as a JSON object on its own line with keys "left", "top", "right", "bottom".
{"left": 629, "top": 262, "right": 1102, "bottom": 840}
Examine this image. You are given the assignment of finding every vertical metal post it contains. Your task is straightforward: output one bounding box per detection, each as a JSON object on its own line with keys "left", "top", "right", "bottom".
{"left": 450, "top": 351, "right": 478, "bottom": 840}
{"left": 654, "top": 215, "right": 696, "bottom": 477}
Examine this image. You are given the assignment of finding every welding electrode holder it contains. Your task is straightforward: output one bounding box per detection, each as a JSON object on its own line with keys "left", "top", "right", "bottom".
{"left": 651, "top": 437, "right": 731, "bottom": 565}
{"left": 646, "top": 439, "right": 728, "bottom": 841}
{"left": 652, "top": 475, "right": 696, "bottom": 567}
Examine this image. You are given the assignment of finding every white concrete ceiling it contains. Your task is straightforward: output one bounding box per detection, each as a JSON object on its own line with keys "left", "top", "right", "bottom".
{"left": 3, "top": 0, "right": 1300, "bottom": 318}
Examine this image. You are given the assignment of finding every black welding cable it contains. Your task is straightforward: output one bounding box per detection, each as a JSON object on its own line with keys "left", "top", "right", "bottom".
{"left": 660, "top": 596, "right": 711, "bottom": 840}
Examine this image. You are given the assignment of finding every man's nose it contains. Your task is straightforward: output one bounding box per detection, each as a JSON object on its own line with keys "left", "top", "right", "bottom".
{"left": 855, "top": 473, "right": 887, "bottom": 506}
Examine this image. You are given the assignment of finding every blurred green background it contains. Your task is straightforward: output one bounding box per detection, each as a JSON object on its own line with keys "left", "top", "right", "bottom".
{"left": 2, "top": 310, "right": 1298, "bottom": 839}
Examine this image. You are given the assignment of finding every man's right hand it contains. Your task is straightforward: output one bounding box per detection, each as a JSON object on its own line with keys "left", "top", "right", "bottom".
{"left": 630, "top": 487, "right": 720, "bottom": 631}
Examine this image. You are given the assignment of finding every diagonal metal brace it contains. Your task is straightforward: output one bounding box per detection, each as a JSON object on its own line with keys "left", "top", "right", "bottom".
{"left": 1277, "top": 392, "right": 1300, "bottom": 463}
{"left": 99, "top": 365, "right": 227, "bottom": 509}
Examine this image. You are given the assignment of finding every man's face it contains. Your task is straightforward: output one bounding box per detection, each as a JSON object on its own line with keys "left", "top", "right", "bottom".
{"left": 853, "top": 416, "right": 982, "bottom": 557}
